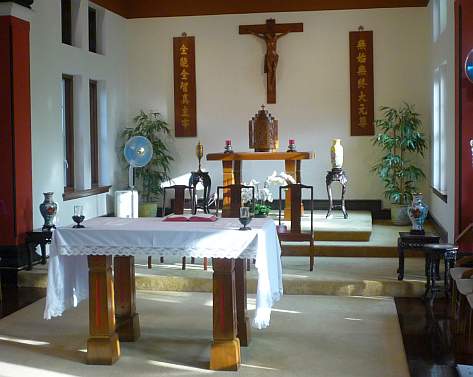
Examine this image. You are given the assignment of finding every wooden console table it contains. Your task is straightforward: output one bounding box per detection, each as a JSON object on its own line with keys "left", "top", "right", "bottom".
{"left": 206, "top": 152, "right": 315, "bottom": 219}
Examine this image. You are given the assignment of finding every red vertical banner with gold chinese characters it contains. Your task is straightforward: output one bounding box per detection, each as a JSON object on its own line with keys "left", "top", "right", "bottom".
{"left": 173, "top": 34, "right": 197, "bottom": 137}
{"left": 349, "top": 30, "right": 374, "bottom": 136}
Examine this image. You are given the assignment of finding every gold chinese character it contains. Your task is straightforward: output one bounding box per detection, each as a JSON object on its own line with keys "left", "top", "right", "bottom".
{"left": 182, "top": 106, "right": 190, "bottom": 118}
{"left": 181, "top": 118, "right": 190, "bottom": 128}
{"left": 357, "top": 77, "right": 367, "bottom": 89}
{"left": 180, "top": 81, "right": 189, "bottom": 93}
{"left": 182, "top": 94, "right": 190, "bottom": 105}
{"left": 180, "top": 44, "right": 189, "bottom": 55}
{"left": 358, "top": 91, "right": 367, "bottom": 103}
{"left": 357, "top": 65, "right": 367, "bottom": 76}
{"left": 358, "top": 104, "right": 368, "bottom": 116}
{"left": 180, "top": 56, "right": 189, "bottom": 68}
{"left": 356, "top": 52, "right": 367, "bottom": 64}
{"left": 180, "top": 69, "right": 189, "bottom": 80}
{"left": 357, "top": 39, "right": 367, "bottom": 50}
{"left": 358, "top": 116, "right": 368, "bottom": 128}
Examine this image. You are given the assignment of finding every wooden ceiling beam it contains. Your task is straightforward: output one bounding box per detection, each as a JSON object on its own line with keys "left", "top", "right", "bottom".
{"left": 93, "top": 0, "right": 429, "bottom": 19}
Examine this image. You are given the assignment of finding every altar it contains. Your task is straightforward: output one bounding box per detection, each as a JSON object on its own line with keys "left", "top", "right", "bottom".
{"left": 206, "top": 151, "right": 315, "bottom": 219}
{"left": 44, "top": 217, "right": 282, "bottom": 371}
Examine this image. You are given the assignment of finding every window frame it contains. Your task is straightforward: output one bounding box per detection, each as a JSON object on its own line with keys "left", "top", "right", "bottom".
{"left": 88, "top": 7, "right": 97, "bottom": 53}
{"left": 61, "top": 0, "right": 72, "bottom": 45}
{"left": 62, "top": 74, "right": 74, "bottom": 191}
{"left": 89, "top": 80, "right": 99, "bottom": 186}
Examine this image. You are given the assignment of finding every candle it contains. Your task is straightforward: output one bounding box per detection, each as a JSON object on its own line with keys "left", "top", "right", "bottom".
{"left": 225, "top": 139, "right": 232, "bottom": 146}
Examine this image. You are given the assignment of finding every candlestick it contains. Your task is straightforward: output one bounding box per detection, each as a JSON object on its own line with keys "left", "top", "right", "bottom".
{"left": 224, "top": 139, "right": 233, "bottom": 153}
{"left": 287, "top": 139, "right": 296, "bottom": 152}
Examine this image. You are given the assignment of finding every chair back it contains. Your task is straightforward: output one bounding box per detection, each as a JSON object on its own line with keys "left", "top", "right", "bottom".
{"left": 161, "top": 185, "right": 195, "bottom": 216}
{"left": 216, "top": 184, "right": 255, "bottom": 218}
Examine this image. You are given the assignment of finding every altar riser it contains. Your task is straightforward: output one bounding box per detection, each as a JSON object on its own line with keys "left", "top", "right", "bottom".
{"left": 19, "top": 270, "right": 426, "bottom": 298}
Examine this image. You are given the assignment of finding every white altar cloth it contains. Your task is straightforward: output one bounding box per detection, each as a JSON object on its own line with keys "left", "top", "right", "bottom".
{"left": 44, "top": 217, "right": 283, "bottom": 329}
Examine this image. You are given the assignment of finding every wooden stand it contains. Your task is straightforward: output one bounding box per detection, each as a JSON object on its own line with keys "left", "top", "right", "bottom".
{"left": 87, "top": 256, "right": 120, "bottom": 365}
{"left": 210, "top": 258, "right": 241, "bottom": 371}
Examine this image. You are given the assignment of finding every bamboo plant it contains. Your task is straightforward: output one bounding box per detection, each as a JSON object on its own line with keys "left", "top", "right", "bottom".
{"left": 371, "top": 103, "right": 427, "bottom": 205}
{"left": 121, "top": 111, "right": 174, "bottom": 203}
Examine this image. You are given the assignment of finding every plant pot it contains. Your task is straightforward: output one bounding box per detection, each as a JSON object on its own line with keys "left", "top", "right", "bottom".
{"left": 139, "top": 202, "right": 158, "bottom": 217}
{"left": 391, "top": 204, "right": 410, "bottom": 226}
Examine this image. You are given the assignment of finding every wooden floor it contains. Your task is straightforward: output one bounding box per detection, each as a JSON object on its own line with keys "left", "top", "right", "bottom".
{"left": 1, "top": 284, "right": 473, "bottom": 376}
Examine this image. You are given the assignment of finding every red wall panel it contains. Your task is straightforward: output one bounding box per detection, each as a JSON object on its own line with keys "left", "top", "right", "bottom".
{"left": 0, "top": 16, "right": 32, "bottom": 246}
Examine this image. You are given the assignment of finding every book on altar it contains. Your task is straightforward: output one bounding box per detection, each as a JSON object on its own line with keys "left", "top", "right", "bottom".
{"left": 163, "top": 213, "right": 217, "bottom": 222}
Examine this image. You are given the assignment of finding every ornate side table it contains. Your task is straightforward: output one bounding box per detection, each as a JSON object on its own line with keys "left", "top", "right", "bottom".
{"left": 189, "top": 170, "right": 212, "bottom": 214}
{"left": 325, "top": 168, "right": 348, "bottom": 219}
{"left": 397, "top": 232, "right": 440, "bottom": 281}
{"left": 422, "top": 243, "right": 458, "bottom": 300}
{"left": 25, "top": 229, "right": 52, "bottom": 270}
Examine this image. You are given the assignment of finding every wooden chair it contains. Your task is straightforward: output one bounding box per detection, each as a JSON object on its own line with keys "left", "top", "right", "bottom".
{"left": 148, "top": 185, "right": 200, "bottom": 270}
{"left": 277, "top": 183, "right": 315, "bottom": 271}
{"left": 216, "top": 184, "right": 255, "bottom": 271}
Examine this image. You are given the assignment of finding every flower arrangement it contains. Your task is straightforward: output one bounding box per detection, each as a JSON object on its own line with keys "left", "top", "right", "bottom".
{"left": 242, "top": 171, "right": 296, "bottom": 216}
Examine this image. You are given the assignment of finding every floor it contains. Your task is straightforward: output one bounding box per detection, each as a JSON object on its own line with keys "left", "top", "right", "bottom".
{"left": 0, "top": 291, "right": 409, "bottom": 377}
{"left": 2, "top": 278, "right": 473, "bottom": 376}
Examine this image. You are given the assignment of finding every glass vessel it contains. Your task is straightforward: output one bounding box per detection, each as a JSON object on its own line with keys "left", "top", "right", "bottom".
{"left": 72, "top": 205, "right": 85, "bottom": 228}
{"left": 239, "top": 207, "right": 252, "bottom": 230}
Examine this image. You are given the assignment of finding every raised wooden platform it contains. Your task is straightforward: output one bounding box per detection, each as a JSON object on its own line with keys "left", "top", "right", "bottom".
{"left": 276, "top": 210, "right": 372, "bottom": 242}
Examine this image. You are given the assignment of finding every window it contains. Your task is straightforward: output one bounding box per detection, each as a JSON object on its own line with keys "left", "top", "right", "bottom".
{"left": 89, "top": 7, "right": 97, "bottom": 53}
{"left": 61, "top": 0, "right": 72, "bottom": 45}
{"left": 62, "top": 75, "right": 74, "bottom": 190}
{"left": 89, "top": 80, "right": 99, "bottom": 185}
{"left": 432, "top": 63, "right": 447, "bottom": 200}
{"left": 433, "top": 0, "right": 448, "bottom": 42}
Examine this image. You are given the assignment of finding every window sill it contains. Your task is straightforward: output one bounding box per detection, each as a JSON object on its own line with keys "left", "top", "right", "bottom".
{"left": 63, "top": 185, "right": 111, "bottom": 201}
{"left": 431, "top": 186, "right": 448, "bottom": 203}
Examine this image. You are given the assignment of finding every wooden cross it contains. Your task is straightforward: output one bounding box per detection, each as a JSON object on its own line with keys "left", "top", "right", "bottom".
{"left": 239, "top": 19, "right": 303, "bottom": 104}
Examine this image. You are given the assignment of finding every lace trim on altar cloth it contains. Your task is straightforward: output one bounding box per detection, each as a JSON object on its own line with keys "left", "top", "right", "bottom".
{"left": 56, "top": 245, "right": 258, "bottom": 259}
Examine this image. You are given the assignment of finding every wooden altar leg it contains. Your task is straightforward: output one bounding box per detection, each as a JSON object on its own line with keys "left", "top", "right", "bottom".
{"left": 210, "top": 258, "right": 241, "bottom": 371}
{"left": 235, "top": 259, "right": 251, "bottom": 347}
{"left": 114, "top": 256, "right": 140, "bottom": 342}
{"left": 284, "top": 160, "right": 297, "bottom": 220}
{"left": 87, "top": 255, "right": 120, "bottom": 365}
{"left": 222, "top": 161, "right": 234, "bottom": 217}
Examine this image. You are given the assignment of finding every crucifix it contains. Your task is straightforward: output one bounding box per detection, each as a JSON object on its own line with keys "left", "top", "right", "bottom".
{"left": 239, "top": 19, "right": 303, "bottom": 104}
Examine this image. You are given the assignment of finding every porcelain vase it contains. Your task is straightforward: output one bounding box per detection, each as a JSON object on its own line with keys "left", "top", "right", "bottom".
{"left": 408, "top": 193, "right": 429, "bottom": 232}
{"left": 39, "top": 192, "right": 57, "bottom": 231}
{"left": 330, "top": 139, "right": 344, "bottom": 170}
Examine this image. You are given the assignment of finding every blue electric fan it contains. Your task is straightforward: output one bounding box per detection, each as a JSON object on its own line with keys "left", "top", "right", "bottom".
{"left": 466, "top": 50, "right": 473, "bottom": 83}
{"left": 123, "top": 136, "right": 153, "bottom": 217}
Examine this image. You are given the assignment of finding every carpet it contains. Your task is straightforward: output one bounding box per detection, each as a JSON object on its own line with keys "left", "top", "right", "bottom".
{"left": 0, "top": 292, "right": 410, "bottom": 377}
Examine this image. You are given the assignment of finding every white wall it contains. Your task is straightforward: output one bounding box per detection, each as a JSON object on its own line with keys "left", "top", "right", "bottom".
{"left": 127, "top": 8, "right": 431, "bottom": 205}
{"left": 29, "top": 0, "right": 129, "bottom": 228}
{"left": 428, "top": 0, "right": 455, "bottom": 241}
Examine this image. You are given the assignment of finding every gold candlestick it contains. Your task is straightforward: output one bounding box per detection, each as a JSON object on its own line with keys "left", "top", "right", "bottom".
{"left": 196, "top": 141, "right": 204, "bottom": 171}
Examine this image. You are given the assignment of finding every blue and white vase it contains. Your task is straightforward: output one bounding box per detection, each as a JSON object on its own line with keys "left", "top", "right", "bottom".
{"left": 408, "top": 193, "right": 429, "bottom": 232}
{"left": 39, "top": 192, "right": 57, "bottom": 231}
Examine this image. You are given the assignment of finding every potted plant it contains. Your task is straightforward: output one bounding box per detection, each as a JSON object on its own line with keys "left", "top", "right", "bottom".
{"left": 120, "top": 111, "right": 174, "bottom": 217}
{"left": 372, "top": 103, "right": 427, "bottom": 225}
